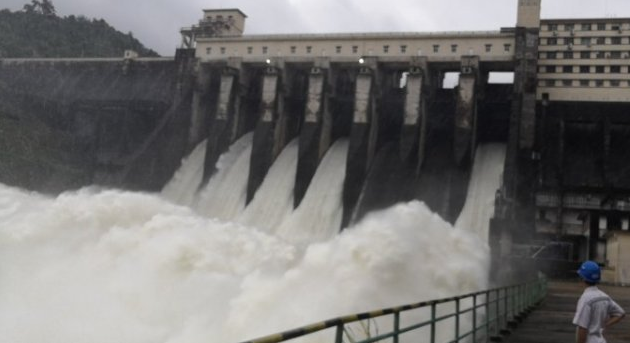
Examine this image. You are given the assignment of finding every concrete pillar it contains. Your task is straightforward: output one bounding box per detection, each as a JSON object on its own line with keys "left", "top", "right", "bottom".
{"left": 295, "top": 59, "right": 333, "bottom": 207}
{"left": 246, "top": 63, "right": 285, "bottom": 203}
{"left": 187, "top": 62, "right": 212, "bottom": 149}
{"left": 202, "top": 63, "right": 241, "bottom": 182}
{"left": 453, "top": 56, "right": 479, "bottom": 166}
{"left": 400, "top": 57, "right": 428, "bottom": 169}
{"left": 342, "top": 61, "right": 378, "bottom": 227}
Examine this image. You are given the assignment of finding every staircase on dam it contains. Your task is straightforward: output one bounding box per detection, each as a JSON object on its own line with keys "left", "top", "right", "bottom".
{"left": 506, "top": 281, "right": 630, "bottom": 343}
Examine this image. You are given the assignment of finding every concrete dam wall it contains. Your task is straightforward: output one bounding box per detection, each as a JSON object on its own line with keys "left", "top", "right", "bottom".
{"left": 0, "top": 50, "right": 513, "bottom": 228}
{"left": 0, "top": 50, "right": 196, "bottom": 193}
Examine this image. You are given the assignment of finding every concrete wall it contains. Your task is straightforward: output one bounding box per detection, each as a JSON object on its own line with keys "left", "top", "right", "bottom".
{"left": 0, "top": 51, "right": 195, "bottom": 193}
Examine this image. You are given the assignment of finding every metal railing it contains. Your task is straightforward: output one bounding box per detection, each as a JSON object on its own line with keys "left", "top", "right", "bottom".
{"left": 238, "top": 277, "right": 547, "bottom": 343}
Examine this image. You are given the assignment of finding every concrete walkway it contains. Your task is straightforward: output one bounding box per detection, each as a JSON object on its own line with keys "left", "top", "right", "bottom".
{"left": 505, "top": 281, "right": 630, "bottom": 343}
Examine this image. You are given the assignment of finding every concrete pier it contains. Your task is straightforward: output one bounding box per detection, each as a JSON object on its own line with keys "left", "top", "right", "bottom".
{"left": 342, "top": 62, "right": 377, "bottom": 227}
{"left": 202, "top": 64, "right": 240, "bottom": 182}
{"left": 247, "top": 65, "right": 284, "bottom": 203}
{"left": 295, "top": 60, "right": 333, "bottom": 207}
{"left": 453, "top": 56, "right": 479, "bottom": 166}
{"left": 400, "top": 57, "right": 428, "bottom": 169}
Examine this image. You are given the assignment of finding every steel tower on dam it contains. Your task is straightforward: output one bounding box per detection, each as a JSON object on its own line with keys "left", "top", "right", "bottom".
{"left": 180, "top": 0, "right": 630, "bottom": 278}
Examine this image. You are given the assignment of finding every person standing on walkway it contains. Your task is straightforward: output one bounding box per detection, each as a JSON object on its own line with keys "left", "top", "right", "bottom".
{"left": 573, "top": 261, "right": 625, "bottom": 343}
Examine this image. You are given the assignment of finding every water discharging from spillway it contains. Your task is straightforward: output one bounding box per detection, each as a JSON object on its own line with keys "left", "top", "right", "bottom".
{"left": 0, "top": 135, "right": 505, "bottom": 342}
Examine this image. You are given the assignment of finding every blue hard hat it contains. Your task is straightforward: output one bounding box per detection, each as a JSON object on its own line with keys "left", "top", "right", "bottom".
{"left": 578, "top": 261, "right": 601, "bottom": 283}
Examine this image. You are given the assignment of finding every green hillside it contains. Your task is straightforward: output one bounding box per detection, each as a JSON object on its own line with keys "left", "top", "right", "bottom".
{"left": 0, "top": 0, "right": 159, "bottom": 58}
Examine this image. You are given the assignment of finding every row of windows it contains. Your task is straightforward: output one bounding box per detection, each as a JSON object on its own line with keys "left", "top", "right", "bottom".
{"left": 205, "top": 43, "right": 512, "bottom": 56}
{"left": 543, "top": 37, "right": 628, "bottom": 46}
{"left": 539, "top": 79, "right": 630, "bottom": 87}
{"left": 539, "top": 65, "right": 629, "bottom": 73}
{"left": 539, "top": 51, "right": 630, "bottom": 59}
{"left": 544, "top": 22, "right": 626, "bottom": 32}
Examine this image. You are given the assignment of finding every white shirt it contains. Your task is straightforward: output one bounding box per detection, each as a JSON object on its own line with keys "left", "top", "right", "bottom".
{"left": 573, "top": 285, "right": 625, "bottom": 343}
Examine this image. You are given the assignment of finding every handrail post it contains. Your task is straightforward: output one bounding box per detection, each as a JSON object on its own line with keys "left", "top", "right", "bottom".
{"left": 335, "top": 323, "right": 344, "bottom": 343}
{"left": 486, "top": 290, "right": 490, "bottom": 340}
{"left": 495, "top": 289, "right": 500, "bottom": 336}
{"left": 503, "top": 287, "right": 509, "bottom": 329}
{"left": 394, "top": 311, "right": 400, "bottom": 343}
{"left": 431, "top": 302, "right": 437, "bottom": 343}
{"left": 455, "top": 297, "right": 460, "bottom": 342}
{"left": 473, "top": 293, "right": 477, "bottom": 343}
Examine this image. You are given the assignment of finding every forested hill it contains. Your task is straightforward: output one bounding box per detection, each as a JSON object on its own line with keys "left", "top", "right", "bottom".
{"left": 0, "top": 3, "right": 159, "bottom": 58}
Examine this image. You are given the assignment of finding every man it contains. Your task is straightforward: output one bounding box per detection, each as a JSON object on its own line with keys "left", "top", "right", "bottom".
{"left": 573, "top": 261, "right": 625, "bottom": 343}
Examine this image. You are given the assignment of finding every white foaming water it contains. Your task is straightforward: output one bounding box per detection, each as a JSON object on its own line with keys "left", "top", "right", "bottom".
{"left": 275, "top": 139, "right": 348, "bottom": 245}
{"left": 0, "top": 183, "right": 488, "bottom": 343}
{"left": 0, "top": 137, "right": 498, "bottom": 343}
{"left": 237, "top": 139, "right": 298, "bottom": 232}
{"left": 194, "top": 133, "right": 253, "bottom": 221}
{"left": 160, "top": 139, "right": 207, "bottom": 206}
{"left": 455, "top": 143, "right": 506, "bottom": 240}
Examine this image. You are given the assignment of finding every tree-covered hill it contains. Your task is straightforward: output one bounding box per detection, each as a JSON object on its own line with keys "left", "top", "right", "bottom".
{"left": 0, "top": 0, "right": 159, "bottom": 58}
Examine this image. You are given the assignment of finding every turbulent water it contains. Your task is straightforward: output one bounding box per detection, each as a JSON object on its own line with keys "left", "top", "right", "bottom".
{"left": 0, "top": 139, "right": 505, "bottom": 343}
{"left": 455, "top": 143, "right": 507, "bottom": 239}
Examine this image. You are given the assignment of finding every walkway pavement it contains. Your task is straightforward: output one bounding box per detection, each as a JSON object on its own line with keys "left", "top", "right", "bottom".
{"left": 505, "top": 281, "right": 630, "bottom": 343}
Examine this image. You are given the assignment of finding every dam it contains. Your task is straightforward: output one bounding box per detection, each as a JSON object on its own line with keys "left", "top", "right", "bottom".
{"left": 1, "top": 0, "right": 630, "bottom": 341}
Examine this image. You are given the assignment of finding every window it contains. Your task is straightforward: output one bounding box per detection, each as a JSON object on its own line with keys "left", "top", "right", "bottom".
{"left": 579, "top": 66, "right": 590, "bottom": 73}
{"left": 549, "top": 24, "right": 558, "bottom": 31}
{"left": 562, "top": 65, "right": 573, "bottom": 73}
{"left": 546, "top": 79, "right": 555, "bottom": 86}
{"left": 206, "top": 47, "right": 212, "bottom": 55}
{"left": 611, "top": 65, "right": 621, "bottom": 73}
{"left": 612, "top": 37, "right": 622, "bottom": 45}
{"left": 562, "top": 79, "right": 572, "bottom": 86}
{"left": 612, "top": 24, "right": 621, "bottom": 31}
{"left": 546, "top": 66, "right": 556, "bottom": 73}
{"left": 580, "top": 79, "right": 590, "bottom": 86}
{"left": 400, "top": 45, "right": 407, "bottom": 54}
{"left": 580, "top": 51, "right": 590, "bottom": 59}
{"left": 247, "top": 46, "right": 253, "bottom": 54}
{"left": 547, "top": 38, "right": 558, "bottom": 45}
{"left": 485, "top": 44, "right": 492, "bottom": 52}
{"left": 596, "top": 66, "right": 605, "bottom": 73}
{"left": 383, "top": 45, "right": 389, "bottom": 54}
{"left": 596, "top": 80, "right": 604, "bottom": 87}
{"left": 451, "top": 44, "right": 457, "bottom": 53}
{"left": 336, "top": 46, "right": 342, "bottom": 54}
{"left": 581, "top": 37, "right": 591, "bottom": 45}
{"left": 220, "top": 47, "right": 226, "bottom": 54}
{"left": 596, "top": 51, "right": 606, "bottom": 59}
{"left": 290, "top": 46, "right": 296, "bottom": 54}
{"left": 565, "top": 38, "right": 574, "bottom": 45}
{"left": 306, "top": 46, "right": 312, "bottom": 54}
{"left": 611, "top": 80, "right": 621, "bottom": 87}
{"left": 504, "top": 44, "right": 511, "bottom": 52}
{"left": 433, "top": 44, "right": 440, "bottom": 53}
{"left": 565, "top": 24, "right": 575, "bottom": 31}
{"left": 597, "top": 23, "right": 606, "bottom": 30}
{"left": 352, "top": 46, "right": 358, "bottom": 54}
{"left": 597, "top": 37, "right": 606, "bottom": 45}
{"left": 582, "top": 23, "right": 592, "bottom": 31}
{"left": 547, "top": 51, "right": 557, "bottom": 59}
{"left": 262, "top": 46, "right": 268, "bottom": 54}
{"left": 611, "top": 51, "right": 621, "bottom": 59}
{"left": 563, "top": 51, "right": 574, "bottom": 59}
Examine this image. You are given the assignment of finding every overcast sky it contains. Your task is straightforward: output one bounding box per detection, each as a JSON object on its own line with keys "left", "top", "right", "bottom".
{"left": 4, "top": 0, "right": 630, "bottom": 56}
